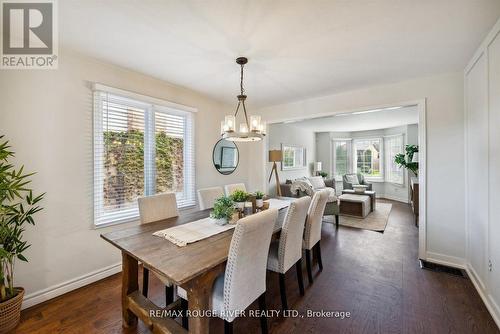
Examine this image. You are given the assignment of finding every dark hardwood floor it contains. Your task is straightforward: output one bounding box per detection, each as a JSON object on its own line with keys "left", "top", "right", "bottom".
{"left": 15, "top": 200, "right": 499, "bottom": 334}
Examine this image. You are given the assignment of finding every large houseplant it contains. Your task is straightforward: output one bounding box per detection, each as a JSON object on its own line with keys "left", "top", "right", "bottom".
{"left": 0, "top": 136, "right": 44, "bottom": 332}
{"left": 394, "top": 144, "right": 419, "bottom": 176}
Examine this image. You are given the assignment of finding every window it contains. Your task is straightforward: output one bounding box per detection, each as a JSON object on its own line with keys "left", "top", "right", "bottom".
{"left": 353, "top": 138, "right": 383, "bottom": 179}
{"left": 384, "top": 134, "right": 404, "bottom": 184}
{"left": 93, "top": 88, "right": 195, "bottom": 226}
{"left": 281, "top": 144, "right": 306, "bottom": 170}
{"left": 333, "top": 140, "right": 351, "bottom": 180}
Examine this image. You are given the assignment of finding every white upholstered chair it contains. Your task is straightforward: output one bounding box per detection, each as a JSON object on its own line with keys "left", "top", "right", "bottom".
{"left": 137, "top": 192, "right": 178, "bottom": 305}
{"left": 267, "top": 196, "right": 311, "bottom": 310}
{"left": 303, "top": 189, "right": 330, "bottom": 284}
{"left": 224, "top": 183, "right": 246, "bottom": 196}
{"left": 177, "top": 208, "right": 278, "bottom": 334}
{"left": 197, "top": 186, "right": 224, "bottom": 210}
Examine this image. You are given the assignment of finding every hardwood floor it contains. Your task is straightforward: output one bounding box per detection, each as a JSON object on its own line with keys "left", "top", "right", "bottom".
{"left": 15, "top": 200, "right": 499, "bottom": 334}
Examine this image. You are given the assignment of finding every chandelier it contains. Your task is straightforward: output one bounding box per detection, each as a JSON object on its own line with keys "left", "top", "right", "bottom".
{"left": 220, "top": 57, "right": 265, "bottom": 142}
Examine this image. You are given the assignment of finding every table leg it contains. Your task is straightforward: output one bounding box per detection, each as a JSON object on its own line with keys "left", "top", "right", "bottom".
{"left": 183, "top": 263, "right": 225, "bottom": 334}
{"left": 122, "top": 252, "right": 139, "bottom": 327}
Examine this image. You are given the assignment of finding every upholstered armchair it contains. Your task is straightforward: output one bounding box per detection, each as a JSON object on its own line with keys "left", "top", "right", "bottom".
{"left": 343, "top": 173, "right": 373, "bottom": 191}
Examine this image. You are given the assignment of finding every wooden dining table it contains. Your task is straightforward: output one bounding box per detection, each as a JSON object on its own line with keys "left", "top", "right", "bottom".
{"left": 100, "top": 199, "right": 291, "bottom": 334}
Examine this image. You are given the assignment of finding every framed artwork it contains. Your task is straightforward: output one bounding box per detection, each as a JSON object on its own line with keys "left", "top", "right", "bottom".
{"left": 281, "top": 144, "right": 306, "bottom": 170}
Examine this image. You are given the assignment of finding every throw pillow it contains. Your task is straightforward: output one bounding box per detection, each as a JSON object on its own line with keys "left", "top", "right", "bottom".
{"left": 308, "top": 176, "right": 326, "bottom": 189}
{"left": 346, "top": 174, "right": 360, "bottom": 185}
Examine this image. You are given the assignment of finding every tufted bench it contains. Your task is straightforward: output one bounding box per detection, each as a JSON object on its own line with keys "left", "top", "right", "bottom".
{"left": 339, "top": 194, "right": 371, "bottom": 218}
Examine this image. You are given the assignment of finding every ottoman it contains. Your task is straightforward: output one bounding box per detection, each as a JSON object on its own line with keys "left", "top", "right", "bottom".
{"left": 339, "top": 194, "right": 371, "bottom": 218}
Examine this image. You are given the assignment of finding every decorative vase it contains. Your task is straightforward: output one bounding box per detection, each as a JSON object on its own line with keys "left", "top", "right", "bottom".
{"left": 256, "top": 199, "right": 264, "bottom": 208}
{"left": 209, "top": 217, "right": 227, "bottom": 226}
{"left": 0, "top": 287, "right": 24, "bottom": 334}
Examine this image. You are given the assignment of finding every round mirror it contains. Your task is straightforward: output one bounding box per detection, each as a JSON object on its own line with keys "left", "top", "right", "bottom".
{"left": 213, "top": 139, "right": 239, "bottom": 175}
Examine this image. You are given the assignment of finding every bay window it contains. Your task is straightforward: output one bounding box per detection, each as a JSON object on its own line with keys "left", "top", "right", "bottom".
{"left": 384, "top": 134, "right": 404, "bottom": 184}
{"left": 353, "top": 138, "right": 383, "bottom": 180}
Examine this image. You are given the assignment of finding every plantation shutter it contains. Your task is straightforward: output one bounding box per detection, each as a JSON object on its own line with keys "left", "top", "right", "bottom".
{"left": 93, "top": 88, "right": 195, "bottom": 226}
{"left": 384, "top": 134, "right": 404, "bottom": 185}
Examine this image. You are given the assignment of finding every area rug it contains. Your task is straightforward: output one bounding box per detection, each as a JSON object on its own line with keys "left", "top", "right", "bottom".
{"left": 324, "top": 202, "right": 393, "bottom": 232}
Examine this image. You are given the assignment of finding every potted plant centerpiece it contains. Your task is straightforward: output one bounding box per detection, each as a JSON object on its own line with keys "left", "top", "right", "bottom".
{"left": 210, "top": 196, "right": 235, "bottom": 226}
{"left": 254, "top": 191, "right": 265, "bottom": 209}
{"left": 0, "top": 136, "right": 44, "bottom": 333}
{"left": 230, "top": 190, "right": 248, "bottom": 211}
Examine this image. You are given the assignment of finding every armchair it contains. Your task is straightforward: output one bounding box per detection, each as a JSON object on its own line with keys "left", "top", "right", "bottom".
{"left": 343, "top": 173, "right": 373, "bottom": 191}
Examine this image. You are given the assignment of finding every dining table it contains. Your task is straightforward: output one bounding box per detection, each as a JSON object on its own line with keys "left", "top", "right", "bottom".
{"left": 100, "top": 198, "right": 292, "bottom": 334}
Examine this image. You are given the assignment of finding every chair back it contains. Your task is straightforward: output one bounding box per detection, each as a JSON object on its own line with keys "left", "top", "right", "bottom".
{"left": 138, "top": 192, "right": 179, "bottom": 224}
{"left": 278, "top": 196, "right": 311, "bottom": 272}
{"left": 197, "top": 186, "right": 224, "bottom": 210}
{"left": 303, "top": 190, "right": 329, "bottom": 250}
{"left": 223, "top": 208, "right": 278, "bottom": 314}
{"left": 224, "top": 183, "right": 246, "bottom": 196}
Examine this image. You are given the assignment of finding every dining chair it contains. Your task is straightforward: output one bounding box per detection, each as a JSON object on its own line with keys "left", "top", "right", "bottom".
{"left": 178, "top": 208, "right": 278, "bottom": 334}
{"left": 303, "top": 189, "right": 330, "bottom": 284}
{"left": 137, "top": 192, "right": 179, "bottom": 305}
{"left": 197, "top": 186, "right": 224, "bottom": 210}
{"left": 224, "top": 183, "right": 246, "bottom": 196}
{"left": 267, "top": 196, "right": 311, "bottom": 310}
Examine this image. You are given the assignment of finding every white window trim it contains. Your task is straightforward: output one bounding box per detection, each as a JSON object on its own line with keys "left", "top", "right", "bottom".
{"left": 92, "top": 85, "right": 197, "bottom": 228}
{"left": 352, "top": 137, "right": 384, "bottom": 181}
{"left": 383, "top": 133, "right": 405, "bottom": 185}
{"left": 331, "top": 138, "right": 352, "bottom": 181}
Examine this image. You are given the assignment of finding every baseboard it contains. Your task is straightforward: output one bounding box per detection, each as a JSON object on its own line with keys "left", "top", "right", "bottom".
{"left": 425, "top": 252, "right": 466, "bottom": 269}
{"left": 465, "top": 263, "right": 500, "bottom": 329}
{"left": 377, "top": 194, "right": 409, "bottom": 203}
{"left": 22, "top": 262, "right": 122, "bottom": 310}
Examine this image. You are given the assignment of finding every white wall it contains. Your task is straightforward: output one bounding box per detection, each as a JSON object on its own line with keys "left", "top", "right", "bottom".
{"left": 465, "top": 18, "right": 500, "bottom": 327}
{"left": 0, "top": 49, "right": 252, "bottom": 307}
{"left": 316, "top": 124, "right": 418, "bottom": 203}
{"left": 249, "top": 72, "right": 465, "bottom": 264}
{"left": 266, "top": 123, "right": 316, "bottom": 196}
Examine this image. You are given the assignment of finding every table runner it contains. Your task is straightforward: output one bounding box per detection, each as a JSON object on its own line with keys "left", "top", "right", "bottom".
{"left": 153, "top": 217, "right": 236, "bottom": 247}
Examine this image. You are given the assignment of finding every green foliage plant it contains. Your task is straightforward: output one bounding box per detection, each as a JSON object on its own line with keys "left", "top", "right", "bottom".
{"left": 0, "top": 136, "right": 44, "bottom": 302}
{"left": 210, "top": 196, "right": 235, "bottom": 223}
{"left": 230, "top": 190, "right": 248, "bottom": 203}
{"left": 394, "top": 144, "right": 419, "bottom": 176}
{"left": 254, "top": 191, "right": 265, "bottom": 200}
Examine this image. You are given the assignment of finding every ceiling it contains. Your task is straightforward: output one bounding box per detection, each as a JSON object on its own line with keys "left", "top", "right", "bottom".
{"left": 60, "top": 1, "right": 500, "bottom": 107}
{"left": 278, "top": 105, "right": 419, "bottom": 132}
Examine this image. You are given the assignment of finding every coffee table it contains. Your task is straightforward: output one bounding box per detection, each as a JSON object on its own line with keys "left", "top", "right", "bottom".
{"left": 341, "top": 189, "right": 376, "bottom": 212}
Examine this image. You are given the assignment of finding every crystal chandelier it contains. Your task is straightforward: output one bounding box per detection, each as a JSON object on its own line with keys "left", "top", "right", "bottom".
{"left": 220, "top": 57, "right": 265, "bottom": 142}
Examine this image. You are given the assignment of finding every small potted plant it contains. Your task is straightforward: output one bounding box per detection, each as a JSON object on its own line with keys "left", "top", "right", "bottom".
{"left": 0, "top": 136, "right": 44, "bottom": 333}
{"left": 210, "top": 196, "right": 235, "bottom": 226}
{"left": 230, "top": 190, "right": 248, "bottom": 211}
{"left": 254, "top": 191, "right": 265, "bottom": 208}
{"left": 318, "top": 171, "right": 328, "bottom": 179}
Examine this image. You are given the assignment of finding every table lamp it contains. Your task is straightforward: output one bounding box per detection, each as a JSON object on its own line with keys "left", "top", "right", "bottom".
{"left": 268, "top": 150, "right": 283, "bottom": 197}
{"left": 315, "top": 162, "right": 322, "bottom": 176}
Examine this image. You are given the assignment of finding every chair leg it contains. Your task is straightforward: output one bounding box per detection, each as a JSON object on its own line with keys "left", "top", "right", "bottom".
{"left": 316, "top": 241, "right": 323, "bottom": 272}
{"left": 165, "top": 285, "right": 174, "bottom": 306}
{"left": 305, "top": 249, "right": 313, "bottom": 284}
{"left": 181, "top": 298, "right": 189, "bottom": 330}
{"left": 296, "top": 259, "right": 305, "bottom": 296}
{"left": 335, "top": 215, "right": 339, "bottom": 228}
{"left": 224, "top": 320, "right": 234, "bottom": 334}
{"left": 279, "top": 273, "right": 288, "bottom": 310}
{"left": 258, "top": 293, "right": 269, "bottom": 334}
{"left": 142, "top": 267, "right": 149, "bottom": 297}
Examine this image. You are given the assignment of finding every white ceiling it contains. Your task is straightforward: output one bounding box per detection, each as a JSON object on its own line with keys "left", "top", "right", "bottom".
{"left": 60, "top": 1, "right": 500, "bottom": 107}
{"left": 279, "top": 105, "right": 419, "bottom": 132}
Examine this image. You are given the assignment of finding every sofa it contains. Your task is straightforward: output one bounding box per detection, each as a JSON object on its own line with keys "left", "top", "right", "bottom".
{"left": 280, "top": 176, "right": 340, "bottom": 226}
{"left": 342, "top": 173, "right": 373, "bottom": 191}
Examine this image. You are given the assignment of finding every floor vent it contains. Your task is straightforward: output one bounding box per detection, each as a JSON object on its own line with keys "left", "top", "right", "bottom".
{"left": 419, "top": 260, "right": 468, "bottom": 278}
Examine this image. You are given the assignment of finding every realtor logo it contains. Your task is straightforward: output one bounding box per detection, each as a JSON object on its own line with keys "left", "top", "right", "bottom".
{"left": 1, "top": 0, "right": 58, "bottom": 69}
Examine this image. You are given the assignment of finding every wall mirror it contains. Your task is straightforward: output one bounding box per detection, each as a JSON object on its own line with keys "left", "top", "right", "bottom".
{"left": 213, "top": 139, "right": 239, "bottom": 175}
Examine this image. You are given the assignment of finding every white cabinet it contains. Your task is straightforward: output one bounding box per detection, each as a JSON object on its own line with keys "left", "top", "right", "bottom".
{"left": 465, "top": 20, "right": 500, "bottom": 324}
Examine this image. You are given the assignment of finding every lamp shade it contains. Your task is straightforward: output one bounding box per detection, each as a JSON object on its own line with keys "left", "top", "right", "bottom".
{"left": 269, "top": 150, "right": 283, "bottom": 162}
{"left": 315, "top": 162, "right": 322, "bottom": 171}
{"left": 412, "top": 153, "right": 419, "bottom": 163}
